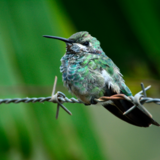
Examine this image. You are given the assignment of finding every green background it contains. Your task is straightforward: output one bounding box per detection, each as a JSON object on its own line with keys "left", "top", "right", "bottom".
{"left": 0, "top": 0, "right": 160, "bottom": 159}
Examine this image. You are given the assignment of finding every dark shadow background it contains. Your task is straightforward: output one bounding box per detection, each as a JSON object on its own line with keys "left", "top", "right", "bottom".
{"left": 0, "top": 0, "right": 160, "bottom": 160}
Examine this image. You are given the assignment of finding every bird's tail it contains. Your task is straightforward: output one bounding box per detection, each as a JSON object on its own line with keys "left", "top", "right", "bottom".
{"left": 103, "top": 99, "right": 160, "bottom": 127}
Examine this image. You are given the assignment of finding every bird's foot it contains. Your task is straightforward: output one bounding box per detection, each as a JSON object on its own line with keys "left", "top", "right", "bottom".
{"left": 90, "top": 97, "right": 97, "bottom": 105}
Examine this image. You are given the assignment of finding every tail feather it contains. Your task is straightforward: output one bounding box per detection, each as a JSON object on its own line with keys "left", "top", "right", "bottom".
{"left": 103, "top": 99, "right": 160, "bottom": 127}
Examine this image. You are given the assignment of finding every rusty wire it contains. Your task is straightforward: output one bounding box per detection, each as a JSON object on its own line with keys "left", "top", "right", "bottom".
{"left": 0, "top": 77, "right": 160, "bottom": 119}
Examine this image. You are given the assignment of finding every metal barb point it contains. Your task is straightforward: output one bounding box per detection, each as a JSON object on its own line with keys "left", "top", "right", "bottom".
{"left": 52, "top": 76, "right": 57, "bottom": 96}
{"left": 123, "top": 105, "right": 136, "bottom": 115}
{"left": 56, "top": 104, "right": 60, "bottom": 119}
{"left": 51, "top": 76, "right": 72, "bottom": 119}
{"left": 51, "top": 76, "right": 60, "bottom": 119}
{"left": 141, "top": 83, "right": 147, "bottom": 97}
{"left": 138, "top": 85, "right": 151, "bottom": 95}
{"left": 122, "top": 84, "right": 152, "bottom": 117}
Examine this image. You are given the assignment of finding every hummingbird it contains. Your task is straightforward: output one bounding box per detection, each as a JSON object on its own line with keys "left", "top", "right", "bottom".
{"left": 43, "top": 31, "right": 160, "bottom": 127}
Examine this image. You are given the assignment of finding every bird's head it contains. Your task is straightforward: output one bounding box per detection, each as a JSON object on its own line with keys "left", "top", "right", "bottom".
{"left": 43, "top": 31, "right": 105, "bottom": 56}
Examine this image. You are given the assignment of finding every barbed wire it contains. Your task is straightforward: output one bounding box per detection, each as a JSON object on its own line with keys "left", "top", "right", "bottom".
{"left": 0, "top": 76, "right": 160, "bottom": 119}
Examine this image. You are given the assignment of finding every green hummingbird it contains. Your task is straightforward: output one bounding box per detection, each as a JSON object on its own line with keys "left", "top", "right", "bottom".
{"left": 43, "top": 31, "right": 159, "bottom": 127}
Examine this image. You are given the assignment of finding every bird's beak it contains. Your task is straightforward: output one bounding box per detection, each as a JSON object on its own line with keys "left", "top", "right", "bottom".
{"left": 43, "top": 35, "right": 73, "bottom": 44}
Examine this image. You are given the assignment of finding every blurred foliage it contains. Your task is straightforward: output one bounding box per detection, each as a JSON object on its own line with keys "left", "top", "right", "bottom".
{"left": 0, "top": 0, "right": 160, "bottom": 160}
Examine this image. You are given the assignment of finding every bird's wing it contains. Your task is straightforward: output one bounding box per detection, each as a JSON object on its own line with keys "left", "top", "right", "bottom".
{"left": 98, "top": 56, "right": 132, "bottom": 96}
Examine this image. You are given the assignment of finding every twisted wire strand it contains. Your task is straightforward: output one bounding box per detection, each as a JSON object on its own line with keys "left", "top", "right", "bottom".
{"left": 0, "top": 80, "right": 160, "bottom": 119}
{"left": 0, "top": 95, "right": 82, "bottom": 105}
{"left": 1, "top": 94, "right": 160, "bottom": 105}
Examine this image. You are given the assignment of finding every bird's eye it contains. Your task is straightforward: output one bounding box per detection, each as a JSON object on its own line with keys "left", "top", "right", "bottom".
{"left": 82, "top": 41, "right": 89, "bottom": 46}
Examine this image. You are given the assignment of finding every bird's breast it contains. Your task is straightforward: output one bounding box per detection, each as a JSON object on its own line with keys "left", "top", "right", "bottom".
{"left": 60, "top": 61, "right": 107, "bottom": 104}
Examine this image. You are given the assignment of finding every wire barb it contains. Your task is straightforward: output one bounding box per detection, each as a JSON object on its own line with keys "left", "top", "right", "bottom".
{"left": 123, "top": 83, "right": 152, "bottom": 117}
{"left": 51, "top": 76, "right": 61, "bottom": 119}
{"left": 0, "top": 77, "right": 160, "bottom": 120}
